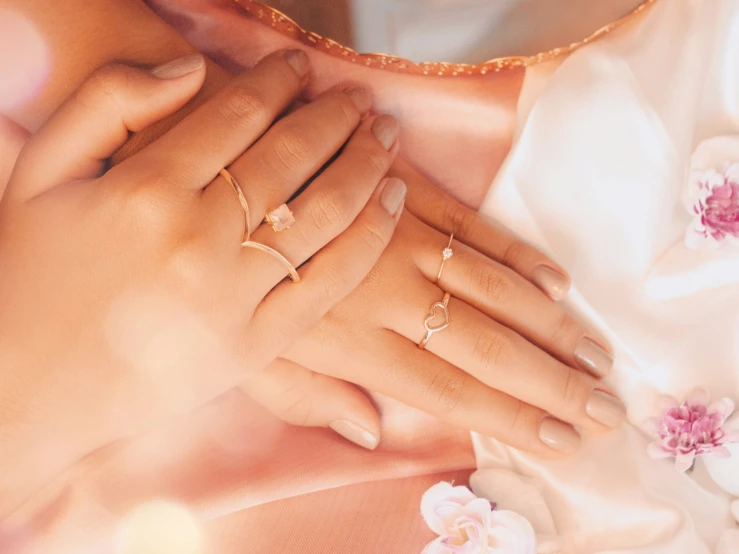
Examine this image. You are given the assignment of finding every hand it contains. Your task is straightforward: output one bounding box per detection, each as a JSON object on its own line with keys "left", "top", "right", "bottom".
{"left": 0, "top": 51, "right": 404, "bottom": 514}
{"left": 243, "top": 161, "right": 626, "bottom": 456}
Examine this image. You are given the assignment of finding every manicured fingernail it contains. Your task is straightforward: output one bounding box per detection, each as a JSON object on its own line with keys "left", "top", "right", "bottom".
{"left": 329, "top": 420, "right": 379, "bottom": 450}
{"left": 575, "top": 337, "right": 613, "bottom": 378}
{"left": 531, "top": 265, "right": 569, "bottom": 301}
{"left": 344, "top": 86, "right": 372, "bottom": 113}
{"left": 379, "top": 178, "right": 406, "bottom": 216}
{"left": 371, "top": 115, "right": 399, "bottom": 150}
{"left": 151, "top": 55, "right": 204, "bottom": 79}
{"left": 586, "top": 390, "right": 627, "bottom": 428}
{"left": 539, "top": 417, "right": 581, "bottom": 454}
{"left": 283, "top": 49, "right": 310, "bottom": 77}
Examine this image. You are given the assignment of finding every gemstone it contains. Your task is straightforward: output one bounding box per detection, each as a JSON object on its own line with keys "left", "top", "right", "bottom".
{"left": 265, "top": 204, "right": 295, "bottom": 232}
{"left": 442, "top": 247, "right": 454, "bottom": 260}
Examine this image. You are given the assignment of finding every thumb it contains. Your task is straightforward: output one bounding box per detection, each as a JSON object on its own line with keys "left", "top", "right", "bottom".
{"left": 240, "top": 359, "right": 381, "bottom": 450}
{"left": 10, "top": 56, "right": 206, "bottom": 201}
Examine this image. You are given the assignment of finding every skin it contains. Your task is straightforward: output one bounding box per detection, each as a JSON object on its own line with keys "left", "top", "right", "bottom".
{"left": 0, "top": 0, "right": 627, "bottom": 508}
{"left": 0, "top": 52, "right": 404, "bottom": 516}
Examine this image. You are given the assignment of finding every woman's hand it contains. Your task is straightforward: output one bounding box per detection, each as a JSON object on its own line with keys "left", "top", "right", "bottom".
{"left": 243, "top": 161, "right": 625, "bottom": 456}
{"left": 0, "top": 51, "right": 404, "bottom": 514}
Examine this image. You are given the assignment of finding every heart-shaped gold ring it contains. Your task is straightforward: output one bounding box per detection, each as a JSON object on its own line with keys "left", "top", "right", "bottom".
{"left": 418, "top": 292, "right": 451, "bottom": 350}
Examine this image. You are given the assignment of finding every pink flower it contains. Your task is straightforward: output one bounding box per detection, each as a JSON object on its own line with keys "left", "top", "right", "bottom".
{"left": 420, "top": 482, "right": 536, "bottom": 554}
{"left": 685, "top": 163, "right": 739, "bottom": 249}
{"left": 645, "top": 388, "right": 739, "bottom": 472}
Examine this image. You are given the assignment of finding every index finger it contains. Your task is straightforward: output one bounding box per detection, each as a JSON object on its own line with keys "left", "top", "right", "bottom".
{"left": 130, "top": 49, "right": 310, "bottom": 189}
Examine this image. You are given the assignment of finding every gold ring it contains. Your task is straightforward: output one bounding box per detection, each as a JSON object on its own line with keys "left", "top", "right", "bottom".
{"left": 435, "top": 233, "right": 454, "bottom": 285}
{"left": 242, "top": 240, "right": 300, "bottom": 282}
{"left": 219, "top": 168, "right": 252, "bottom": 242}
{"left": 418, "top": 292, "right": 451, "bottom": 350}
{"left": 264, "top": 203, "right": 296, "bottom": 232}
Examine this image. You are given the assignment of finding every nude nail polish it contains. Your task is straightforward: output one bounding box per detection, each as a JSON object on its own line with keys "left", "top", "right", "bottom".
{"left": 539, "top": 417, "right": 581, "bottom": 454}
{"left": 586, "top": 390, "right": 627, "bottom": 428}
{"left": 575, "top": 337, "right": 614, "bottom": 378}
{"left": 283, "top": 49, "right": 310, "bottom": 77}
{"left": 150, "top": 55, "right": 204, "bottom": 79}
{"left": 371, "top": 115, "right": 399, "bottom": 150}
{"left": 531, "top": 265, "right": 569, "bottom": 301}
{"left": 344, "top": 86, "right": 372, "bottom": 113}
{"left": 379, "top": 178, "right": 406, "bottom": 216}
{"left": 329, "top": 420, "right": 379, "bottom": 450}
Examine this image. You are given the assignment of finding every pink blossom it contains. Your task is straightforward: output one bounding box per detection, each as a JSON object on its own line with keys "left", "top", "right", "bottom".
{"left": 645, "top": 388, "right": 739, "bottom": 472}
{"left": 685, "top": 164, "right": 739, "bottom": 248}
{"left": 420, "top": 482, "right": 536, "bottom": 554}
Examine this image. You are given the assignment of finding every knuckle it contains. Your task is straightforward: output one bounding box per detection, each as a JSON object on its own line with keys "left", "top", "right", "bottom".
{"left": 166, "top": 241, "right": 207, "bottom": 290}
{"left": 220, "top": 85, "right": 269, "bottom": 129}
{"left": 472, "top": 329, "right": 514, "bottom": 372}
{"left": 425, "top": 369, "right": 466, "bottom": 415}
{"left": 470, "top": 261, "right": 513, "bottom": 304}
{"left": 308, "top": 188, "right": 347, "bottom": 232}
{"left": 442, "top": 202, "right": 476, "bottom": 239}
{"left": 559, "top": 369, "right": 585, "bottom": 410}
{"left": 271, "top": 133, "right": 312, "bottom": 175}
{"left": 318, "top": 269, "right": 346, "bottom": 304}
{"left": 358, "top": 219, "right": 393, "bottom": 255}
{"left": 550, "top": 313, "right": 580, "bottom": 347}
{"left": 353, "top": 146, "right": 390, "bottom": 178}
{"left": 501, "top": 240, "right": 529, "bottom": 270}
{"left": 75, "top": 65, "right": 125, "bottom": 112}
{"left": 333, "top": 92, "right": 360, "bottom": 127}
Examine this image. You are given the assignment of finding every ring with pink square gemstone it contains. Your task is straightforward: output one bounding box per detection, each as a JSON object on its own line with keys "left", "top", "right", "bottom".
{"left": 264, "top": 203, "right": 295, "bottom": 232}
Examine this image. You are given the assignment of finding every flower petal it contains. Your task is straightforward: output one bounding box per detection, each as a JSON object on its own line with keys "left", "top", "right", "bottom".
{"left": 675, "top": 451, "right": 696, "bottom": 472}
{"left": 421, "top": 482, "right": 479, "bottom": 536}
{"left": 711, "top": 446, "right": 733, "bottom": 459}
{"left": 647, "top": 442, "right": 675, "bottom": 460}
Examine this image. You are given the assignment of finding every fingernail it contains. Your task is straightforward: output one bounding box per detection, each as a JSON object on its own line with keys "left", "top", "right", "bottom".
{"left": 329, "top": 420, "right": 379, "bottom": 450}
{"left": 344, "top": 86, "right": 372, "bottom": 113}
{"left": 379, "top": 178, "right": 406, "bottom": 216}
{"left": 151, "top": 55, "right": 204, "bottom": 79}
{"left": 371, "top": 115, "right": 399, "bottom": 150}
{"left": 586, "top": 390, "right": 627, "bottom": 428}
{"left": 531, "top": 265, "right": 569, "bottom": 301}
{"left": 283, "top": 49, "right": 310, "bottom": 77}
{"left": 539, "top": 417, "right": 581, "bottom": 454}
{"left": 575, "top": 337, "right": 613, "bottom": 378}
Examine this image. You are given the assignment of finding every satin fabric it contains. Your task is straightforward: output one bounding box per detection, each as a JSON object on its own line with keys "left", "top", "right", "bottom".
{"left": 476, "top": 0, "right": 739, "bottom": 551}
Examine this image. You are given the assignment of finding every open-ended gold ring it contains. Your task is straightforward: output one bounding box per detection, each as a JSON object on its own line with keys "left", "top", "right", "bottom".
{"left": 418, "top": 291, "right": 451, "bottom": 350}
{"left": 219, "top": 168, "right": 252, "bottom": 242}
{"left": 242, "top": 240, "right": 300, "bottom": 282}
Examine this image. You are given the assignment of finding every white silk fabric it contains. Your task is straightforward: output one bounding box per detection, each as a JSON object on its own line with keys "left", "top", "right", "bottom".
{"left": 475, "top": 0, "right": 739, "bottom": 552}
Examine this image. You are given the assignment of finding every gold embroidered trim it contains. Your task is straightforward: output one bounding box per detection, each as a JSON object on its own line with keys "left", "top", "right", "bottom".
{"left": 233, "top": 0, "right": 657, "bottom": 76}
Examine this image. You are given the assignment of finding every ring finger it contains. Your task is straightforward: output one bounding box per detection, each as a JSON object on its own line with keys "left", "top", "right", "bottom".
{"left": 385, "top": 278, "right": 627, "bottom": 432}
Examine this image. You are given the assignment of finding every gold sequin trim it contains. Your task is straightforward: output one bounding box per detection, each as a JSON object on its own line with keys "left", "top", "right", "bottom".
{"left": 233, "top": 0, "right": 657, "bottom": 77}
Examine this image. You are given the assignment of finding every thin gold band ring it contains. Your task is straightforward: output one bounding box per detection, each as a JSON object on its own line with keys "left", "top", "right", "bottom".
{"left": 220, "top": 168, "right": 252, "bottom": 242}
{"left": 242, "top": 240, "right": 300, "bottom": 282}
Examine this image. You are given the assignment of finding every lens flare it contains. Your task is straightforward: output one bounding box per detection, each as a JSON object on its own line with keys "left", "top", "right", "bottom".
{"left": 116, "top": 501, "right": 204, "bottom": 554}
{"left": 0, "top": 10, "right": 49, "bottom": 111}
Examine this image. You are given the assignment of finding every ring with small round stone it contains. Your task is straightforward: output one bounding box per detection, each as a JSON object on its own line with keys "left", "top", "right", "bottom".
{"left": 435, "top": 233, "right": 454, "bottom": 285}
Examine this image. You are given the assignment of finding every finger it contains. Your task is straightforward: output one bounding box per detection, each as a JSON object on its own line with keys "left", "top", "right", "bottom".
{"left": 243, "top": 114, "right": 399, "bottom": 291}
{"left": 130, "top": 49, "right": 310, "bottom": 190}
{"left": 288, "top": 329, "right": 580, "bottom": 457}
{"left": 199, "top": 85, "right": 372, "bottom": 246}
{"left": 11, "top": 57, "right": 206, "bottom": 200}
{"left": 238, "top": 358, "right": 380, "bottom": 450}
{"left": 391, "top": 158, "right": 572, "bottom": 301}
{"left": 0, "top": 115, "right": 29, "bottom": 198}
{"left": 386, "top": 280, "right": 627, "bottom": 433}
{"left": 415, "top": 222, "right": 613, "bottom": 378}
{"left": 246, "top": 177, "right": 405, "bottom": 363}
